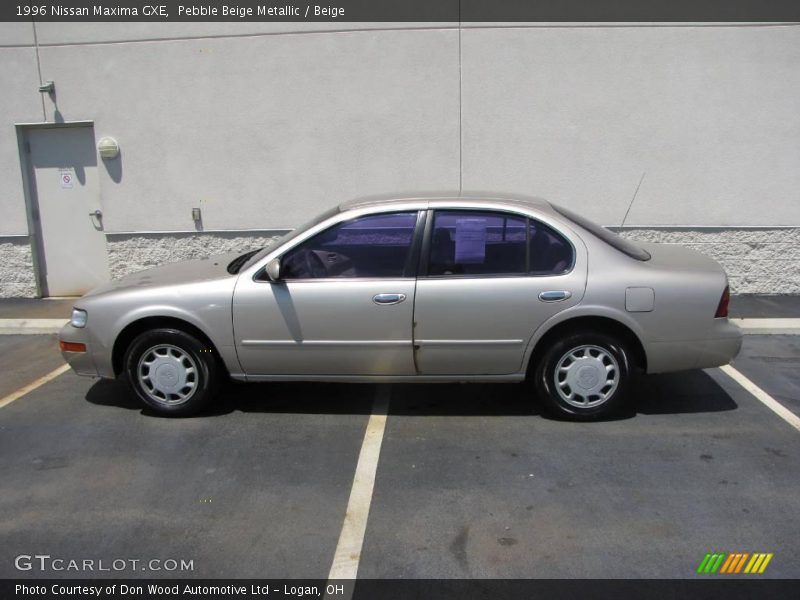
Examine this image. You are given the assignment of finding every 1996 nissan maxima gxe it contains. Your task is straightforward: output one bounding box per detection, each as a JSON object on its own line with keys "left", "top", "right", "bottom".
{"left": 59, "top": 195, "right": 742, "bottom": 420}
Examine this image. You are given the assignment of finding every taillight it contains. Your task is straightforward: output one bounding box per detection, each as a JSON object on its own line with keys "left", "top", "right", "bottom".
{"left": 715, "top": 285, "right": 730, "bottom": 318}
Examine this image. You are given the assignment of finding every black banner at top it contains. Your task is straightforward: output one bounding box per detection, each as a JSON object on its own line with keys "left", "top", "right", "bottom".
{"left": 3, "top": 0, "right": 800, "bottom": 22}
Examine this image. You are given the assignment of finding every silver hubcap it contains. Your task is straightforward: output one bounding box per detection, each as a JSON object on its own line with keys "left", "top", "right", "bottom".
{"left": 554, "top": 344, "right": 619, "bottom": 408}
{"left": 137, "top": 344, "right": 198, "bottom": 405}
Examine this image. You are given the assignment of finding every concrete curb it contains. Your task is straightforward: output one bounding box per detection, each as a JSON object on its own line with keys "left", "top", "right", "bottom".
{"left": 0, "top": 319, "right": 67, "bottom": 334}
{"left": 730, "top": 318, "right": 800, "bottom": 335}
{"left": 0, "top": 318, "right": 798, "bottom": 335}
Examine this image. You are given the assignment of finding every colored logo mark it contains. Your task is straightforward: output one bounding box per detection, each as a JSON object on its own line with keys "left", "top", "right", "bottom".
{"left": 697, "top": 552, "right": 773, "bottom": 574}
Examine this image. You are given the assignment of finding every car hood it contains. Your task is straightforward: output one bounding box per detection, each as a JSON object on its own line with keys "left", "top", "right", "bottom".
{"left": 637, "top": 242, "right": 724, "bottom": 274}
{"left": 83, "top": 251, "right": 242, "bottom": 297}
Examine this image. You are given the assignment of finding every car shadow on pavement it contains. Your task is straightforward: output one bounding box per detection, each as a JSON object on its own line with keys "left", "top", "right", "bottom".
{"left": 217, "top": 380, "right": 538, "bottom": 418}
{"left": 634, "top": 369, "right": 738, "bottom": 415}
{"left": 84, "top": 368, "right": 737, "bottom": 419}
{"left": 84, "top": 379, "right": 538, "bottom": 417}
{"left": 85, "top": 378, "right": 143, "bottom": 410}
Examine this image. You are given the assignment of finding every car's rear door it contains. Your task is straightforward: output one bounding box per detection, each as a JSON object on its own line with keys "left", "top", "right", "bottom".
{"left": 232, "top": 210, "right": 423, "bottom": 377}
{"left": 412, "top": 208, "right": 586, "bottom": 375}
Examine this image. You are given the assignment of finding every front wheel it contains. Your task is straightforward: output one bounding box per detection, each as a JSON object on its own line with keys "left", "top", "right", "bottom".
{"left": 124, "top": 328, "right": 221, "bottom": 417}
{"left": 533, "top": 332, "right": 631, "bottom": 421}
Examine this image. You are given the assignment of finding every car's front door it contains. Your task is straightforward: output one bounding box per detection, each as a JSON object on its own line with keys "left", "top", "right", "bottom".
{"left": 232, "top": 211, "right": 421, "bottom": 376}
{"left": 413, "top": 209, "right": 586, "bottom": 375}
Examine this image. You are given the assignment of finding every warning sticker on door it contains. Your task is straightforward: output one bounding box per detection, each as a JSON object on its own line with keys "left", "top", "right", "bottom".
{"left": 59, "top": 168, "right": 74, "bottom": 189}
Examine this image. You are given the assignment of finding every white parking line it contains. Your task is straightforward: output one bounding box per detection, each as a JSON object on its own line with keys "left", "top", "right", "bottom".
{"left": 327, "top": 385, "right": 390, "bottom": 581}
{"left": 0, "top": 364, "right": 71, "bottom": 410}
{"left": 720, "top": 364, "right": 800, "bottom": 433}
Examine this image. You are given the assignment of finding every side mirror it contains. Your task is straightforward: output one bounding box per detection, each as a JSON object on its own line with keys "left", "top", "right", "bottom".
{"left": 265, "top": 257, "right": 281, "bottom": 281}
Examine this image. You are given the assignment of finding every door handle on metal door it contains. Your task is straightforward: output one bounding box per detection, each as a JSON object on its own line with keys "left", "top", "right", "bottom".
{"left": 538, "top": 290, "right": 572, "bottom": 302}
{"left": 89, "top": 209, "right": 103, "bottom": 218}
{"left": 373, "top": 293, "right": 406, "bottom": 306}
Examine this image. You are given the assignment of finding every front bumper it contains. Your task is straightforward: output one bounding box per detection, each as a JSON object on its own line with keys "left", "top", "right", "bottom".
{"left": 58, "top": 323, "right": 99, "bottom": 377}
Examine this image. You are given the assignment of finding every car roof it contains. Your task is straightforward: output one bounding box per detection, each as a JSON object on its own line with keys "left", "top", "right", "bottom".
{"left": 338, "top": 192, "right": 553, "bottom": 213}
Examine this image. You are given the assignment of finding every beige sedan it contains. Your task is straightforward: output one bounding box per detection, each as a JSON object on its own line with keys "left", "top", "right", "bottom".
{"left": 59, "top": 195, "right": 742, "bottom": 420}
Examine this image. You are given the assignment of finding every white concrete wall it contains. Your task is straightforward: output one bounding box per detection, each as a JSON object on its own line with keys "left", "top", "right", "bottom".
{"left": 0, "top": 40, "right": 45, "bottom": 235}
{"left": 461, "top": 25, "right": 800, "bottom": 226}
{"left": 34, "top": 25, "right": 461, "bottom": 232}
{"left": 0, "top": 23, "right": 798, "bottom": 296}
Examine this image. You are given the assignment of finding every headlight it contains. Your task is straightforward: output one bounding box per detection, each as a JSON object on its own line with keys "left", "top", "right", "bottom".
{"left": 70, "top": 308, "right": 88, "bottom": 328}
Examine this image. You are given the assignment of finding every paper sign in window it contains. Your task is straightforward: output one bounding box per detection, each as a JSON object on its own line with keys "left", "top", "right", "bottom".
{"left": 454, "top": 218, "right": 487, "bottom": 264}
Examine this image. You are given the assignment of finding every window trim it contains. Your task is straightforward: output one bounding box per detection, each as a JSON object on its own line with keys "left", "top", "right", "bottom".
{"left": 419, "top": 208, "right": 576, "bottom": 280}
{"left": 417, "top": 209, "right": 435, "bottom": 278}
{"left": 403, "top": 210, "right": 427, "bottom": 278}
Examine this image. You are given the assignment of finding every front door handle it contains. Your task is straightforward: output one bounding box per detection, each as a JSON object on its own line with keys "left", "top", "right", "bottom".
{"left": 373, "top": 293, "right": 406, "bottom": 306}
{"left": 539, "top": 290, "right": 572, "bottom": 302}
{"left": 89, "top": 209, "right": 103, "bottom": 218}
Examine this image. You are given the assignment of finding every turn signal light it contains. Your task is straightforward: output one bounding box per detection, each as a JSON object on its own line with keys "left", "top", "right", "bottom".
{"left": 715, "top": 285, "right": 730, "bottom": 318}
{"left": 59, "top": 341, "right": 87, "bottom": 353}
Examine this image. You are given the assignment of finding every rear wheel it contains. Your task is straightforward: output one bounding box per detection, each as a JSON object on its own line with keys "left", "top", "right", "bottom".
{"left": 534, "top": 332, "right": 631, "bottom": 421}
{"left": 124, "top": 328, "right": 220, "bottom": 417}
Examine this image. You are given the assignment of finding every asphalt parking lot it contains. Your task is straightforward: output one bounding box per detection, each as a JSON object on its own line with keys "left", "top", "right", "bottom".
{"left": 1, "top": 333, "right": 798, "bottom": 580}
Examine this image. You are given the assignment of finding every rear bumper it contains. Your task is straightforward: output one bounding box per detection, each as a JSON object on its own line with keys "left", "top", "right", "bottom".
{"left": 58, "top": 323, "right": 99, "bottom": 377}
{"left": 646, "top": 320, "right": 742, "bottom": 373}
{"left": 695, "top": 329, "right": 743, "bottom": 370}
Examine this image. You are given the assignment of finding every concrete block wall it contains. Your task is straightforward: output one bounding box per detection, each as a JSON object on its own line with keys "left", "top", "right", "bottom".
{"left": 0, "top": 227, "right": 796, "bottom": 296}
{"left": 95, "top": 226, "right": 800, "bottom": 295}
{"left": 0, "top": 238, "right": 37, "bottom": 297}
{"left": 105, "top": 232, "right": 284, "bottom": 280}
{"left": 619, "top": 227, "right": 800, "bottom": 294}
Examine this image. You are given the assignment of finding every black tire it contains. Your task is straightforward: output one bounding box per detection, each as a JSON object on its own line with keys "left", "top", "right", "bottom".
{"left": 533, "top": 332, "right": 631, "bottom": 421}
{"left": 123, "top": 328, "right": 221, "bottom": 417}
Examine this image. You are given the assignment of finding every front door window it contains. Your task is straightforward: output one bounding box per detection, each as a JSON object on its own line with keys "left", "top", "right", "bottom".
{"left": 282, "top": 212, "right": 419, "bottom": 279}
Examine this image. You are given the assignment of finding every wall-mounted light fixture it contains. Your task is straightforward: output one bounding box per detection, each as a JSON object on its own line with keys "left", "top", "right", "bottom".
{"left": 38, "top": 81, "right": 55, "bottom": 93}
{"left": 97, "top": 136, "right": 120, "bottom": 159}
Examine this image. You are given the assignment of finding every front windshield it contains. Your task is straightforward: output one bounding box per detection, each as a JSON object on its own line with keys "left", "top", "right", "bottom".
{"left": 237, "top": 205, "right": 341, "bottom": 272}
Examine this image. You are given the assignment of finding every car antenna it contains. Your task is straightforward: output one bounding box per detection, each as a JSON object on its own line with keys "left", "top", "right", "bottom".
{"left": 620, "top": 171, "right": 646, "bottom": 228}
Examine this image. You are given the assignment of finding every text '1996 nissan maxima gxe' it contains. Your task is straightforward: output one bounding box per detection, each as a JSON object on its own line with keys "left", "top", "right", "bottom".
{"left": 59, "top": 194, "right": 742, "bottom": 420}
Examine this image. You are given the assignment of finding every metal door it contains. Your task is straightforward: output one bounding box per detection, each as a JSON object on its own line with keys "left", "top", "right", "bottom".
{"left": 23, "top": 124, "right": 109, "bottom": 296}
{"left": 232, "top": 210, "right": 421, "bottom": 377}
{"left": 413, "top": 209, "right": 587, "bottom": 375}
{"left": 232, "top": 279, "right": 417, "bottom": 376}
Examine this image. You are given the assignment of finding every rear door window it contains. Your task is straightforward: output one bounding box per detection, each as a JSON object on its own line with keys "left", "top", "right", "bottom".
{"left": 426, "top": 210, "right": 573, "bottom": 277}
{"left": 428, "top": 211, "right": 527, "bottom": 276}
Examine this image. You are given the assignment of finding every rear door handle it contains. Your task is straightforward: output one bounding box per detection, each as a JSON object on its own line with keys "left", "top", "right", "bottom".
{"left": 539, "top": 290, "right": 571, "bottom": 302}
{"left": 373, "top": 293, "right": 406, "bottom": 305}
